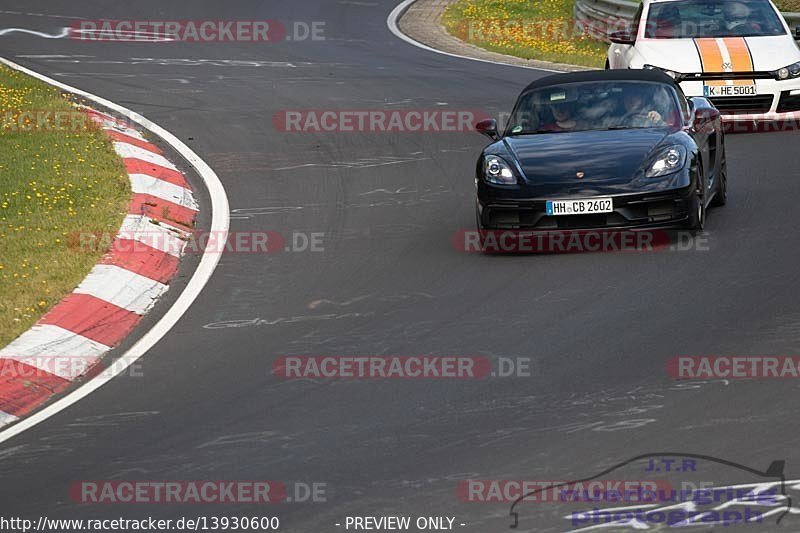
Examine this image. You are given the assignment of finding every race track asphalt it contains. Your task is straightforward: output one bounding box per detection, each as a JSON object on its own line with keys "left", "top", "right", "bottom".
{"left": 1, "top": 2, "right": 800, "bottom": 532}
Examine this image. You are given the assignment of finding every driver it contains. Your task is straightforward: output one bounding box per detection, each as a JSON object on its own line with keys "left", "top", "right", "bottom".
{"left": 620, "top": 89, "right": 666, "bottom": 127}
{"left": 723, "top": 2, "right": 761, "bottom": 32}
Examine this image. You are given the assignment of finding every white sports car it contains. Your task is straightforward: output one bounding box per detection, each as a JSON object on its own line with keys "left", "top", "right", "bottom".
{"left": 607, "top": 0, "right": 800, "bottom": 122}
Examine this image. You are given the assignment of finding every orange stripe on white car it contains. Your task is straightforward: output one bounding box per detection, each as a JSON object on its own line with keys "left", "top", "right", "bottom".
{"left": 694, "top": 37, "right": 755, "bottom": 86}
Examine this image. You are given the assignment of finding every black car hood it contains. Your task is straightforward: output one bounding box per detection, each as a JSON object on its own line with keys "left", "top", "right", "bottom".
{"left": 504, "top": 128, "right": 672, "bottom": 195}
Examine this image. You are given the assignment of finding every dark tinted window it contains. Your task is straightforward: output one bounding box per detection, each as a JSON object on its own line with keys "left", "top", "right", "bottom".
{"left": 645, "top": 0, "right": 786, "bottom": 38}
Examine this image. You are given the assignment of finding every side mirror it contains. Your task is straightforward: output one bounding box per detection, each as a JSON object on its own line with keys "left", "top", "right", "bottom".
{"left": 609, "top": 30, "right": 635, "bottom": 45}
{"left": 475, "top": 118, "right": 498, "bottom": 140}
{"left": 691, "top": 103, "right": 720, "bottom": 131}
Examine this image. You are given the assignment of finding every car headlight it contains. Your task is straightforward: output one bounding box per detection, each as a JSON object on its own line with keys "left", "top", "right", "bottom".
{"left": 644, "top": 64, "right": 681, "bottom": 81}
{"left": 483, "top": 155, "right": 517, "bottom": 185}
{"left": 646, "top": 145, "right": 687, "bottom": 178}
{"left": 776, "top": 61, "right": 800, "bottom": 80}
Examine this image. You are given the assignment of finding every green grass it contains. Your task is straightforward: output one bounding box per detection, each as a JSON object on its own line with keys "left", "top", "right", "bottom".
{"left": 775, "top": 0, "right": 800, "bottom": 11}
{"left": 442, "top": 0, "right": 609, "bottom": 68}
{"left": 0, "top": 65, "right": 130, "bottom": 348}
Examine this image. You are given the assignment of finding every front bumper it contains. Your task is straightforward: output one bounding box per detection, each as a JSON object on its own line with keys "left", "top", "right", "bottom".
{"left": 680, "top": 78, "right": 800, "bottom": 122}
{"left": 477, "top": 187, "right": 695, "bottom": 231}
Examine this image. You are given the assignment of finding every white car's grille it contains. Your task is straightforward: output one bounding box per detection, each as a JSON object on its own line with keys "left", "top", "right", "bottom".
{"left": 709, "top": 95, "right": 774, "bottom": 113}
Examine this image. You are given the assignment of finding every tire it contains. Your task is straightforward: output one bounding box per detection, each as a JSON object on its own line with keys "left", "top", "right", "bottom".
{"left": 687, "top": 158, "right": 706, "bottom": 231}
{"left": 710, "top": 145, "right": 727, "bottom": 207}
{"left": 475, "top": 203, "right": 489, "bottom": 252}
{"left": 688, "top": 191, "right": 706, "bottom": 231}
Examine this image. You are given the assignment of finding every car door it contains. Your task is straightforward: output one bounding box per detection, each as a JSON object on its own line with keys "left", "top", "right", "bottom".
{"left": 688, "top": 99, "right": 714, "bottom": 197}
{"left": 609, "top": 4, "right": 643, "bottom": 68}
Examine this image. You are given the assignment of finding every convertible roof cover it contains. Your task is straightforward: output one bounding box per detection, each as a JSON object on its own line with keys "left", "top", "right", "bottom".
{"left": 522, "top": 69, "right": 678, "bottom": 93}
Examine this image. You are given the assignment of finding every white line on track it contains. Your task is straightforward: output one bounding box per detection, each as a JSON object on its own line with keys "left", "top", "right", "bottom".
{"left": 386, "top": 0, "right": 560, "bottom": 73}
{"left": 0, "top": 57, "right": 230, "bottom": 446}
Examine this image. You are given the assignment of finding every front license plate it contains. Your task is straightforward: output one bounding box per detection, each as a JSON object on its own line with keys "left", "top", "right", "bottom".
{"left": 703, "top": 84, "right": 756, "bottom": 97}
{"left": 546, "top": 198, "right": 613, "bottom": 216}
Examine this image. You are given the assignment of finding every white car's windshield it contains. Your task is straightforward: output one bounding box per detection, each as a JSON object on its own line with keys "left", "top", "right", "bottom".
{"left": 644, "top": 0, "right": 786, "bottom": 38}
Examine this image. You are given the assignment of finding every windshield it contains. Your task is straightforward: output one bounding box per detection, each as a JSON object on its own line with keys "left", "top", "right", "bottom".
{"left": 644, "top": 0, "right": 786, "bottom": 38}
{"left": 505, "top": 81, "right": 681, "bottom": 135}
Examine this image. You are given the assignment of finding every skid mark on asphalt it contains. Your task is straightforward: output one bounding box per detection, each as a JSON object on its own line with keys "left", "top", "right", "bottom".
{"left": 0, "top": 27, "right": 69, "bottom": 38}
{"left": 17, "top": 54, "right": 92, "bottom": 58}
{"left": 202, "top": 293, "right": 437, "bottom": 335}
{"left": 202, "top": 313, "right": 374, "bottom": 330}
{"left": 65, "top": 411, "right": 160, "bottom": 428}
{"left": 308, "top": 292, "right": 435, "bottom": 310}
{"left": 208, "top": 152, "right": 463, "bottom": 174}
{"left": 273, "top": 155, "right": 431, "bottom": 171}
{"left": 228, "top": 193, "right": 450, "bottom": 220}
{"left": 0, "top": 10, "right": 82, "bottom": 20}
{"left": 358, "top": 187, "right": 416, "bottom": 196}
{"left": 230, "top": 206, "right": 305, "bottom": 220}
{"left": 197, "top": 430, "right": 293, "bottom": 449}
{"left": 422, "top": 381, "right": 737, "bottom": 454}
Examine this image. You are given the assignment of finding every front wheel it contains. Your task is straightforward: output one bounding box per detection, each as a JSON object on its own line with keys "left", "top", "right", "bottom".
{"left": 688, "top": 189, "right": 706, "bottom": 231}
{"left": 688, "top": 159, "right": 706, "bottom": 231}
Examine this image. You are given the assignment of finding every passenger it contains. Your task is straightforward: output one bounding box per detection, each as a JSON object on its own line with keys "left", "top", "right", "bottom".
{"left": 652, "top": 4, "right": 682, "bottom": 38}
{"left": 543, "top": 101, "right": 579, "bottom": 132}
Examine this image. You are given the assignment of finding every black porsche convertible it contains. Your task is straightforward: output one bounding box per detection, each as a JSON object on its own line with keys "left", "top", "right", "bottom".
{"left": 474, "top": 69, "right": 727, "bottom": 232}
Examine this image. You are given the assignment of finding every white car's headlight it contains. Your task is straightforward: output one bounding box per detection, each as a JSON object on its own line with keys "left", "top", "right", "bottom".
{"left": 484, "top": 155, "right": 517, "bottom": 185}
{"left": 646, "top": 145, "right": 687, "bottom": 178}
{"left": 776, "top": 61, "right": 800, "bottom": 80}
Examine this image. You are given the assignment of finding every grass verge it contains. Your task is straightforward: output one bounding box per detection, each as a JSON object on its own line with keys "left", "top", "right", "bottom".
{"left": 777, "top": 0, "right": 800, "bottom": 11}
{"left": 442, "top": 0, "right": 608, "bottom": 68}
{"left": 0, "top": 64, "right": 130, "bottom": 348}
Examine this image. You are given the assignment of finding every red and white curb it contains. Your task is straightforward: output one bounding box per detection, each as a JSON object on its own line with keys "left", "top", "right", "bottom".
{"left": 0, "top": 108, "right": 198, "bottom": 427}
